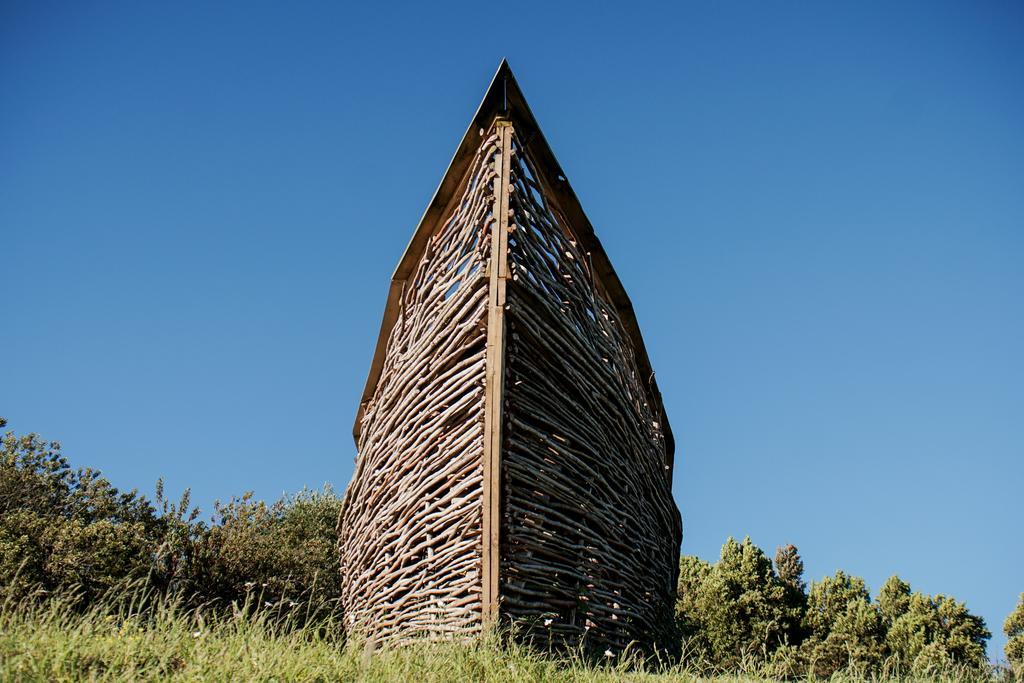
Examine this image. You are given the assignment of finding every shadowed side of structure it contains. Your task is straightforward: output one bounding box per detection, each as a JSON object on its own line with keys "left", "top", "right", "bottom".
{"left": 500, "top": 129, "right": 680, "bottom": 654}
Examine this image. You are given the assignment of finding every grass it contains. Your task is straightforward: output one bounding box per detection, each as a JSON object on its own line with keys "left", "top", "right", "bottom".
{"left": 0, "top": 589, "right": 1002, "bottom": 682}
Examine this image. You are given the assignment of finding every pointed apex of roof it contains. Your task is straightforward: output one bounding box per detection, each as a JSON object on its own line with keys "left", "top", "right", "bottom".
{"left": 391, "top": 60, "right": 560, "bottom": 281}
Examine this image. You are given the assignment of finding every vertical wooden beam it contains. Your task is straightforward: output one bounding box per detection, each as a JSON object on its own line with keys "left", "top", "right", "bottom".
{"left": 481, "top": 119, "right": 512, "bottom": 628}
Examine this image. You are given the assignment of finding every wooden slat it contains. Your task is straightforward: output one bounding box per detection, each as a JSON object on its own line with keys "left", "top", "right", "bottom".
{"left": 481, "top": 119, "right": 512, "bottom": 627}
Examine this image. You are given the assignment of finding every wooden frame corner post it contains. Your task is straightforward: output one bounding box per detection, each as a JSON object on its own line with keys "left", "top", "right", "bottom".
{"left": 481, "top": 119, "right": 512, "bottom": 628}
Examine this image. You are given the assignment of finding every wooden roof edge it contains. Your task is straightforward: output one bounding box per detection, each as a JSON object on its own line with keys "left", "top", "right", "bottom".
{"left": 353, "top": 60, "right": 675, "bottom": 461}
{"left": 351, "top": 61, "right": 509, "bottom": 442}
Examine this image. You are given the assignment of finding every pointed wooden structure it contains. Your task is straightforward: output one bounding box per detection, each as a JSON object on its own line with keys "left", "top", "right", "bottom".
{"left": 338, "top": 61, "right": 681, "bottom": 656}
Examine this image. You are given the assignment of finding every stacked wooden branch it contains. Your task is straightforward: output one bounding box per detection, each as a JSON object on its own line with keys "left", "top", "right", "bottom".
{"left": 338, "top": 119, "right": 680, "bottom": 656}
{"left": 500, "top": 132, "right": 681, "bottom": 656}
{"left": 337, "top": 129, "right": 502, "bottom": 644}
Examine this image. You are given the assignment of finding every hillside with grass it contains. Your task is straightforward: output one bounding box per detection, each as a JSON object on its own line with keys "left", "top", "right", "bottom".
{"left": 2, "top": 418, "right": 1020, "bottom": 682}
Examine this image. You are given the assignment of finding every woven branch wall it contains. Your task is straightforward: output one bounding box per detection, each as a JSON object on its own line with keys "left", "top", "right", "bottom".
{"left": 339, "top": 63, "right": 681, "bottom": 657}
{"left": 338, "top": 131, "right": 499, "bottom": 641}
{"left": 500, "top": 131, "right": 679, "bottom": 653}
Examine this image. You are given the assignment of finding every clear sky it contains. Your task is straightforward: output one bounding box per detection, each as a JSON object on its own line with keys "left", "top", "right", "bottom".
{"left": 2, "top": 0, "right": 1021, "bottom": 657}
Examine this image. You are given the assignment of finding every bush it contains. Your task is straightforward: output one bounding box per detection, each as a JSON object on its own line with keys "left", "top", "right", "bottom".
{"left": 883, "top": 586, "right": 990, "bottom": 675}
{"left": 1006, "top": 593, "right": 1024, "bottom": 680}
{"left": 0, "top": 418, "right": 342, "bottom": 623}
{"left": 183, "top": 488, "right": 342, "bottom": 617}
{"left": 800, "top": 571, "right": 885, "bottom": 676}
{"left": 4, "top": 417, "right": 1004, "bottom": 679}
{"left": 0, "top": 419, "right": 162, "bottom": 600}
{"left": 675, "top": 554, "right": 713, "bottom": 664}
{"left": 675, "top": 537, "right": 993, "bottom": 679}
{"left": 674, "top": 537, "right": 802, "bottom": 672}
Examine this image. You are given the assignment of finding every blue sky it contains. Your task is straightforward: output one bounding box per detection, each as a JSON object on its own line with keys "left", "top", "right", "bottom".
{"left": 2, "top": 0, "right": 1021, "bottom": 657}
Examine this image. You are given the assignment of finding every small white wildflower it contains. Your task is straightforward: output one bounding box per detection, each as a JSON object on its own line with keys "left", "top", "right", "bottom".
{"left": 264, "top": 601, "right": 273, "bottom": 607}
{"left": 261, "top": 582, "right": 268, "bottom": 587}
{"left": 289, "top": 601, "right": 298, "bottom": 608}
{"left": 191, "top": 631, "right": 202, "bottom": 639}
{"left": 543, "top": 618, "right": 553, "bottom": 626}
{"left": 604, "top": 649, "right": 613, "bottom": 658}
{"left": 244, "top": 581, "right": 255, "bottom": 588}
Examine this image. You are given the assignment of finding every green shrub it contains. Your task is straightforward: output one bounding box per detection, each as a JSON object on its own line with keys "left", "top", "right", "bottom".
{"left": 675, "top": 537, "right": 993, "bottom": 679}
{"left": 675, "top": 555, "right": 713, "bottom": 665}
{"left": 4, "top": 417, "right": 1004, "bottom": 680}
{"left": 183, "top": 488, "right": 342, "bottom": 617}
{"left": 799, "top": 571, "right": 885, "bottom": 676}
{"left": 1006, "top": 593, "right": 1024, "bottom": 680}
{"left": 882, "top": 585, "right": 990, "bottom": 675}
{"left": 0, "top": 418, "right": 342, "bottom": 623}
{"left": 877, "top": 575, "right": 912, "bottom": 629}
{"left": 674, "top": 537, "right": 802, "bottom": 673}
{"left": 0, "top": 419, "right": 162, "bottom": 600}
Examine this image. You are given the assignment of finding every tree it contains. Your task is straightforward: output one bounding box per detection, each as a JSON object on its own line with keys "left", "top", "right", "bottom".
{"left": 774, "top": 544, "right": 808, "bottom": 641}
{"left": 0, "top": 418, "right": 343, "bottom": 623}
{"left": 675, "top": 555, "right": 713, "bottom": 664}
{"left": 775, "top": 544, "right": 805, "bottom": 594}
{"left": 800, "top": 571, "right": 885, "bottom": 676}
{"left": 0, "top": 418, "right": 161, "bottom": 599}
{"left": 876, "top": 575, "right": 912, "bottom": 629}
{"left": 886, "top": 590, "right": 990, "bottom": 675}
{"left": 676, "top": 538, "right": 802, "bottom": 672}
{"left": 1004, "top": 593, "right": 1024, "bottom": 679}
{"left": 185, "top": 487, "right": 342, "bottom": 615}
